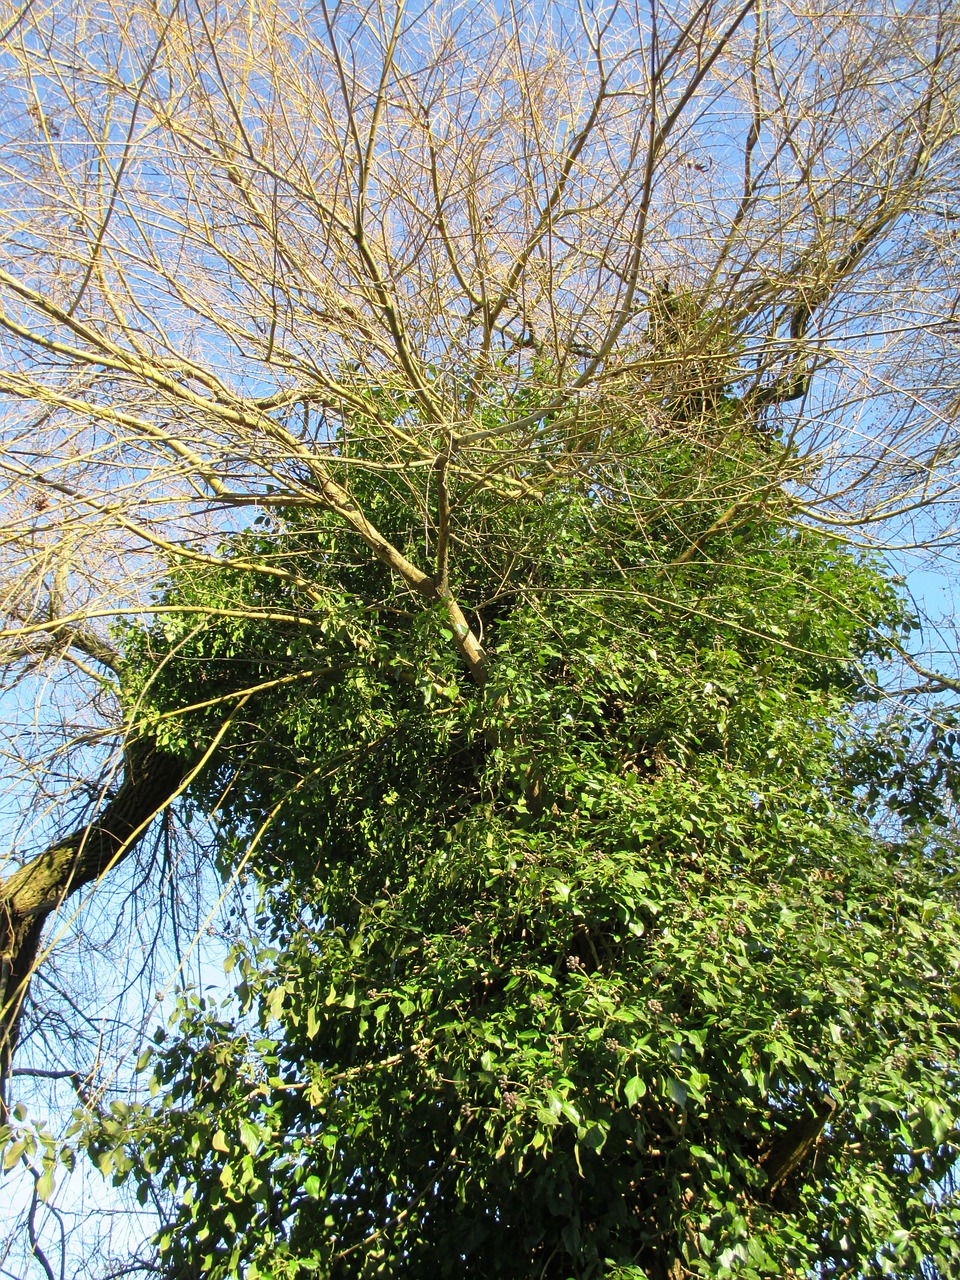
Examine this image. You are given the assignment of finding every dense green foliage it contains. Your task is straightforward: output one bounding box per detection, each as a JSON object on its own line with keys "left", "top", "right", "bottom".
{"left": 90, "top": 425, "right": 960, "bottom": 1278}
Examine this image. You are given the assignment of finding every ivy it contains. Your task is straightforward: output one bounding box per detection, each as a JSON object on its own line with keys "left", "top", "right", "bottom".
{"left": 91, "top": 420, "right": 960, "bottom": 1278}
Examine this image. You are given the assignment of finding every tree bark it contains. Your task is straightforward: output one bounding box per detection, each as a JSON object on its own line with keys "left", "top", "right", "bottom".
{"left": 0, "top": 737, "right": 185, "bottom": 1116}
{"left": 760, "top": 1095, "right": 837, "bottom": 1195}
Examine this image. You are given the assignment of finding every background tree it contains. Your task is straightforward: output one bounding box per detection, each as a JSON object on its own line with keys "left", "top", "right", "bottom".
{"left": 0, "top": 0, "right": 958, "bottom": 1274}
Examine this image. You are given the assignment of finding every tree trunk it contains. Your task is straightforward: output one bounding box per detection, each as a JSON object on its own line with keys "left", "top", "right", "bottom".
{"left": 760, "top": 1095, "right": 837, "bottom": 1195}
{"left": 0, "top": 738, "right": 185, "bottom": 1115}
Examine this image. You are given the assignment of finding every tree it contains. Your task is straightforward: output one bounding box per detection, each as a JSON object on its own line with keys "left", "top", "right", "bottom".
{"left": 87, "top": 431, "right": 960, "bottom": 1279}
{"left": 0, "top": 0, "right": 958, "bottom": 1273}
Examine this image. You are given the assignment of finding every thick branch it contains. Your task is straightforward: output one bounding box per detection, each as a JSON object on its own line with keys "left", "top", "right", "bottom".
{"left": 0, "top": 738, "right": 186, "bottom": 1109}
{"left": 309, "top": 467, "right": 488, "bottom": 684}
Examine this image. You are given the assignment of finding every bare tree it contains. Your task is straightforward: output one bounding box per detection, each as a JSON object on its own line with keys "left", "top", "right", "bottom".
{"left": 0, "top": 0, "right": 959, "bottom": 1261}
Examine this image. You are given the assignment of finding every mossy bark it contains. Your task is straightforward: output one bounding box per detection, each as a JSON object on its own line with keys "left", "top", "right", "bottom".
{"left": 0, "top": 739, "right": 185, "bottom": 1114}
